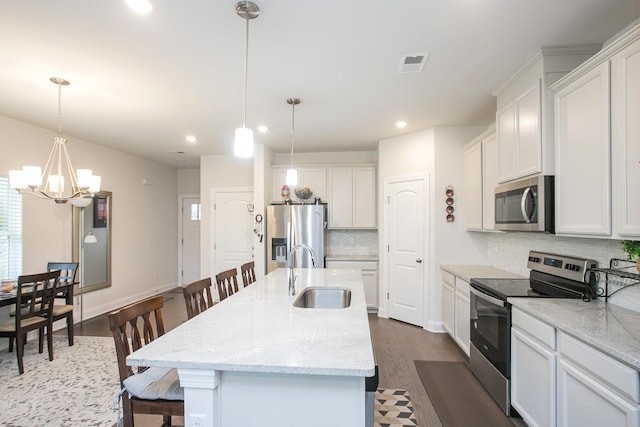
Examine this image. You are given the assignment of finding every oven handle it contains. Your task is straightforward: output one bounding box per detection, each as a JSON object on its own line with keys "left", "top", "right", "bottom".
{"left": 470, "top": 287, "right": 506, "bottom": 307}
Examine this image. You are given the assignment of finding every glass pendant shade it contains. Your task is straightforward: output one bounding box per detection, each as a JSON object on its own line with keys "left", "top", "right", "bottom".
{"left": 286, "top": 168, "right": 298, "bottom": 186}
{"left": 234, "top": 127, "right": 254, "bottom": 158}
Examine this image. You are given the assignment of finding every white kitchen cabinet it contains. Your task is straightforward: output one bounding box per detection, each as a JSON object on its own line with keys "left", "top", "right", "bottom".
{"left": 463, "top": 125, "right": 498, "bottom": 231}
{"left": 553, "top": 62, "right": 611, "bottom": 236}
{"left": 497, "top": 81, "right": 542, "bottom": 182}
{"left": 327, "top": 167, "right": 376, "bottom": 229}
{"left": 511, "top": 308, "right": 557, "bottom": 427}
{"left": 271, "top": 166, "right": 327, "bottom": 203}
{"left": 557, "top": 332, "right": 639, "bottom": 427}
{"left": 440, "top": 269, "right": 470, "bottom": 356}
{"left": 494, "top": 46, "right": 600, "bottom": 184}
{"left": 441, "top": 273, "right": 455, "bottom": 335}
{"left": 613, "top": 37, "right": 640, "bottom": 236}
{"left": 326, "top": 259, "right": 378, "bottom": 311}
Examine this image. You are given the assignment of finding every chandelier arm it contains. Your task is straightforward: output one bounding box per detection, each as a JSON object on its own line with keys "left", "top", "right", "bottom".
{"left": 39, "top": 138, "right": 59, "bottom": 189}
{"left": 61, "top": 139, "right": 81, "bottom": 192}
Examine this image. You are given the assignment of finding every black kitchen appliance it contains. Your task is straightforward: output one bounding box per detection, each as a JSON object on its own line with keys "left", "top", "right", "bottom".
{"left": 469, "top": 250, "right": 597, "bottom": 415}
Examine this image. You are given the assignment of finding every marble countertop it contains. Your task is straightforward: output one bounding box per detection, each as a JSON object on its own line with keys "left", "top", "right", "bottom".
{"left": 127, "top": 268, "right": 375, "bottom": 377}
{"left": 440, "top": 264, "right": 524, "bottom": 282}
{"left": 509, "top": 298, "right": 640, "bottom": 371}
{"left": 325, "top": 255, "right": 379, "bottom": 262}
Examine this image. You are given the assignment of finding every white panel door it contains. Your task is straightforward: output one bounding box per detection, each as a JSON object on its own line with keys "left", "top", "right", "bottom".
{"left": 386, "top": 177, "right": 425, "bottom": 327}
{"left": 516, "top": 80, "right": 542, "bottom": 177}
{"left": 213, "top": 190, "right": 254, "bottom": 275}
{"left": 497, "top": 102, "right": 516, "bottom": 183}
{"left": 464, "top": 142, "right": 483, "bottom": 230}
{"left": 327, "top": 168, "right": 353, "bottom": 228}
{"left": 181, "top": 197, "right": 201, "bottom": 285}
{"left": 482, "top": 133, "right": 498, "bottom": 230}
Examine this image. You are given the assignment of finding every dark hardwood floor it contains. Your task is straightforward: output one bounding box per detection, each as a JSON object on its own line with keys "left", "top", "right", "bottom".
{"left": 67, "top": 288, "right": 466, "bottom": 427}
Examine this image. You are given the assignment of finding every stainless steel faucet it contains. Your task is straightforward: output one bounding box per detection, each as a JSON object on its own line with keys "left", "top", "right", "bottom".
{"left": 288, "top": 244, "right": 317, "bottom": 296}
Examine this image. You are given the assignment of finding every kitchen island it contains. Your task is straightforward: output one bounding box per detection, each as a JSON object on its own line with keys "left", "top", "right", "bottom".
{"left": 127, "top": 268, "right": 375, "bottom": 427}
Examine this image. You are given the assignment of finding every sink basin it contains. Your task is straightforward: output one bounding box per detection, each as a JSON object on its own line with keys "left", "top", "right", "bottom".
{"left": 293, "top": 287, "right": 351, "bottom": 309}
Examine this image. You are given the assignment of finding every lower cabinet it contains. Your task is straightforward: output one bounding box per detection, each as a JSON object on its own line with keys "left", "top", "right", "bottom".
{"left": 441, "top": 269, "right": 470, "bottom": 356}
{"left": 326, "top": 259, "right": 378, "bottom": 311}
{"left": 511, "top": 307, "right": 640, "bottom": 427}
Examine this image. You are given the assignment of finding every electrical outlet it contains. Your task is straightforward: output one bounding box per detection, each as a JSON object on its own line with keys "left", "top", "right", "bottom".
{"left": 189, "top": 414, "right": 206, "bottom": 427}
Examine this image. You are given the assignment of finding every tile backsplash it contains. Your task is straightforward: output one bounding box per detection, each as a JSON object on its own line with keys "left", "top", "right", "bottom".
{"left": 487, "top": 232, "right": 640, "bottom": 312}
{"left": 328, "top": 229, "right": 378, "bottom": 256}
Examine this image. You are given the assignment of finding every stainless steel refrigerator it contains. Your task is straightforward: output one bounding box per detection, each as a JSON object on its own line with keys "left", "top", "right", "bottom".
{"left": 266, "top": 204, "right": 327, "bottom": 273}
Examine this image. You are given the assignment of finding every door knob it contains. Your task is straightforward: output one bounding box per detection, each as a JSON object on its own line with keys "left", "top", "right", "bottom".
{"left": 416, "top": 258, "right": 423, "bottom": 263}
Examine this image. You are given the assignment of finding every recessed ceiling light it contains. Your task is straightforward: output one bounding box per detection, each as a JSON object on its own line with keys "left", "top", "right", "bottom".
{"left": 257, "top": 125, "right": 269, "bottom": 133}
{"left": 395, "top": 121, "right": 408, "bottom": 128}
{"left": 185, "top": 135, "right": 197, "bottom": 143}
{"left": 125, "top": 0, "right": 153, "bottom": 14}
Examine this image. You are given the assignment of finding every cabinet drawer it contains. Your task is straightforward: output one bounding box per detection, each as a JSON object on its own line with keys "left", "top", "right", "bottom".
{"left": 558, "top": 332, "right": 640, "bottom": 403}
{"left": 442, "top": 270, "right": 455, "bottom": 287}
{"left": 512, "top": 308, "right": 556, "bottom": 350}
{"left": 455, "top": 278, "right": 470, "bottom": 295}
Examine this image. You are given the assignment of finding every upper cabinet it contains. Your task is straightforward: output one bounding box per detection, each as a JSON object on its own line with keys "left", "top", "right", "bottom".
{"left": 494, "top": 46, "right": 601, "bottom": 184}
{"left": 271, "top": 167, "right": 327, "bottom": 203}
{"left": 551, "top": 20, "right": 640, "bottom": 238}
{"left": 464, "top": 125, "right": 498, "bottom": 231}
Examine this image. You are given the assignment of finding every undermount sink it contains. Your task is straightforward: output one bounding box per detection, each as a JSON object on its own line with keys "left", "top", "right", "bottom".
{"left": 293, "top": 287, "right": 352, "bottom": 309}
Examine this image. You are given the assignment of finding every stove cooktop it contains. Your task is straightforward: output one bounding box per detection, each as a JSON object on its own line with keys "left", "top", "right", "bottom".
{"left": 470, "top": 278, "right": 536, "bottom": 299}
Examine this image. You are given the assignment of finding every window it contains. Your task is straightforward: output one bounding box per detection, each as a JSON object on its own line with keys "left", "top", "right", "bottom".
{"left": 0, "top": 177, "right": 22, "bottom": 280}
{"left": 190, "top": 203, "right": 201, "bottom": 221}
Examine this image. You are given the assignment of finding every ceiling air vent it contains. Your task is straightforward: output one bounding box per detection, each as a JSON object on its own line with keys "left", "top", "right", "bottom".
{"left": 398, "top": 53, "right": 429, "bottom": 73}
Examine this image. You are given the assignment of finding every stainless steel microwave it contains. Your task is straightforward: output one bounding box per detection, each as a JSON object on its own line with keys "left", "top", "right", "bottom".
{"left": 494, "top": 175, "right": 554, "bottom": 233}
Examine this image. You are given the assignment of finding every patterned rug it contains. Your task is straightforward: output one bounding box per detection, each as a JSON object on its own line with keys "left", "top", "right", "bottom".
{"left": 375, "top": 388, "right": 417, "bottom": 427}
{"left": 0, "top": 335, "right": 119, "bottom": 427}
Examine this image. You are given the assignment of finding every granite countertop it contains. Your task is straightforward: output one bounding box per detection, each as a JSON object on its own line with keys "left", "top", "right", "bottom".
{"left": 509, "top": 298, "right": 640, "bottom": 371}
{"left": 325, "top": 255, "right": 379, "bottom": 262}
{"left": 126, "top": 268, "right": 375, "bottom": 377}
{"left": 440, "top": 264, "right": 524, "bottom": 282}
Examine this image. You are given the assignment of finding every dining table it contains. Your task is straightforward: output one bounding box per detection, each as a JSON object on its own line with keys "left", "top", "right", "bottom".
{"left": 0, "top": 280, "right": 77, "bottom": 308}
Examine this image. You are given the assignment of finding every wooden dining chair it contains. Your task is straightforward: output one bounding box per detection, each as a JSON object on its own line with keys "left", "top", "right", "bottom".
{"left": 215, "top": 268, "right": 239, "bottom": 301}
{"left": 240, "top": 261, "right": 256, "bottom": 287}
{"left": 182, "top": 277, "right": 215, "bottom": 319}
{"left": 0, "top": 270, "right": 60, "bottom": 374}
{"left": 47, "top": 262, "right": 78, "bottom": 346}
{"left": 108, "top": 295, "right": 183, "bottom": 427}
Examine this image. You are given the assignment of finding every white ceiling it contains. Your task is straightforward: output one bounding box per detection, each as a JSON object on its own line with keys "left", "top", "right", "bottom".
{"left": 0, "top": 0, "right": 637, "bottom": 169}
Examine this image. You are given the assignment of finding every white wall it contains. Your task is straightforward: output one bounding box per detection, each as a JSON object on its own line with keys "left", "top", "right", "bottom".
{"left": 178, "top": 168, "right": 200, "bottom": 194}
{"left": 0, "top": 114, "right": 179, "bottom": 323}
{"left": 378, "top": 126, "right": 488, "bottom": 332}
{"left": 199, "top": 154, "right": 253, "bottom": 278}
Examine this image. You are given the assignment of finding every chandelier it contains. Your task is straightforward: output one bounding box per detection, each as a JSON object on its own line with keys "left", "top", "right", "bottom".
{"left": 9, "top": 77, "right": 101, "bottom": 207}
{"left": 233, "top": 1, "right": 260, "bottom": 158}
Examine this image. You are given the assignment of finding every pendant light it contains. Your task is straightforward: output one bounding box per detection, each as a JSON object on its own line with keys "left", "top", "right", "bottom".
{"left": 286, "top": 98, "right": 300, "bottom": 186}
{"left": 234, "top": 1, "right": 260, "bottom": 158}
{"left": 9, "top": 77, "right": 101, "bottom": 205}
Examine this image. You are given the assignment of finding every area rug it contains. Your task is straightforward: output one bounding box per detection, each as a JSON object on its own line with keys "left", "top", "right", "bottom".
{"left": 0, "top": 335, "right": 119, "bottom": 427}
{"left": 375, "top": 388, "right": 417, "bottom": 427}
{"left": 415, "top": 360, "right": 514, "bottom": 427}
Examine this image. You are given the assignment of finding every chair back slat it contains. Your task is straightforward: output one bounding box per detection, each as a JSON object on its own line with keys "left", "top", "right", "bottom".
{"left": 16, "top": 270, "right": 60, "bottom": 323}
{"left": 215, "top": 268, "right": 239, "bottom": 301}
{"left": 240, "top": 261, "right": 256, "bottom": 287}
{"left": 182, "top": 278, "right": 214, "bottom": 319}
{"left": 108, "top": 295, "right": 165, "bottom": 384}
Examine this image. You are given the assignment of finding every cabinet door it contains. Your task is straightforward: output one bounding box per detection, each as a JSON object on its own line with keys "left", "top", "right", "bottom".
{"left": 327, "top": 168, "right": 353, "bottom": 228}
{"left": 352, "top": 167, "right": 377, "bottom": 228}
{"left": 441, "top": 280, "right": 454, "bottom": 336}
{"left": 482, "top": 133, "right": 498, "bottom": 230}
{"left": 516, "top": 81, "right": 542, "bottom": 177}
{"left": 554, "top": 62, "right": 611, "bottom": 236}
{"left": 300, "top": 168, "right": 327, "bottom": 201}
{"left": 614, "top": 39, "right": 640, "bottom": 236}
{"left": 512, "top": 327, "right": 557, "bottom": 427}
{"left": 272, "top": 168, "right": 288, "bottom": 202}
{"left": 362, "top": 269, "right": 378, "bottom": 309}
{"left": 497, "top": 102, "right": 517, "bottom": 183}
{"left": 464, "top": 142, "right": 483, "bottom": 230}
{"left": 454, "top": 282, "right": 470, "bottom": 357}
{"left": 557, "top": 359, "right": 639, "bottom": 427}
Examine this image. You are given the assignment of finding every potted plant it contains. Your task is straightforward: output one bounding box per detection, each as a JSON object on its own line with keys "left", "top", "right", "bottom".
{"left": 620, "top": 240, "right": 640, "bottom": 273}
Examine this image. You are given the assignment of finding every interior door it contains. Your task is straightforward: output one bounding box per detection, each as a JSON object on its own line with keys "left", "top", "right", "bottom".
{"left": 213, "top": 190, "right": 254, "bottom": 275}
{"left": 386, "top": 177, "right": 425, "bottom": 326}
{"left": 181, "top": 197, "right": 201, "bottom": 285}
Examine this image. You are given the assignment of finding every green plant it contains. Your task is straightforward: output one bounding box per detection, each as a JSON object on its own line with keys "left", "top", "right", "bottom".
{"left": 620, "top": 240, "right": 640, "bottom": 261}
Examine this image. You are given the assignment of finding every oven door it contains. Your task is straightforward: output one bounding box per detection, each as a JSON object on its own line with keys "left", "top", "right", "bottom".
{"left": 470, "top": 286, "right": 510, "bottom": 377}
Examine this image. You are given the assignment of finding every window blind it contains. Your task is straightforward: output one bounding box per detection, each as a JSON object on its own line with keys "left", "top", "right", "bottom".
{"left": 0, "top": 177, "right": 22, "bottom": 280}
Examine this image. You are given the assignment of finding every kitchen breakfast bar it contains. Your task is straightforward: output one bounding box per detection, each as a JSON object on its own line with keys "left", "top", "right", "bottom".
{"left": 126, "top": 268, "right": 375, "bottom": 427}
